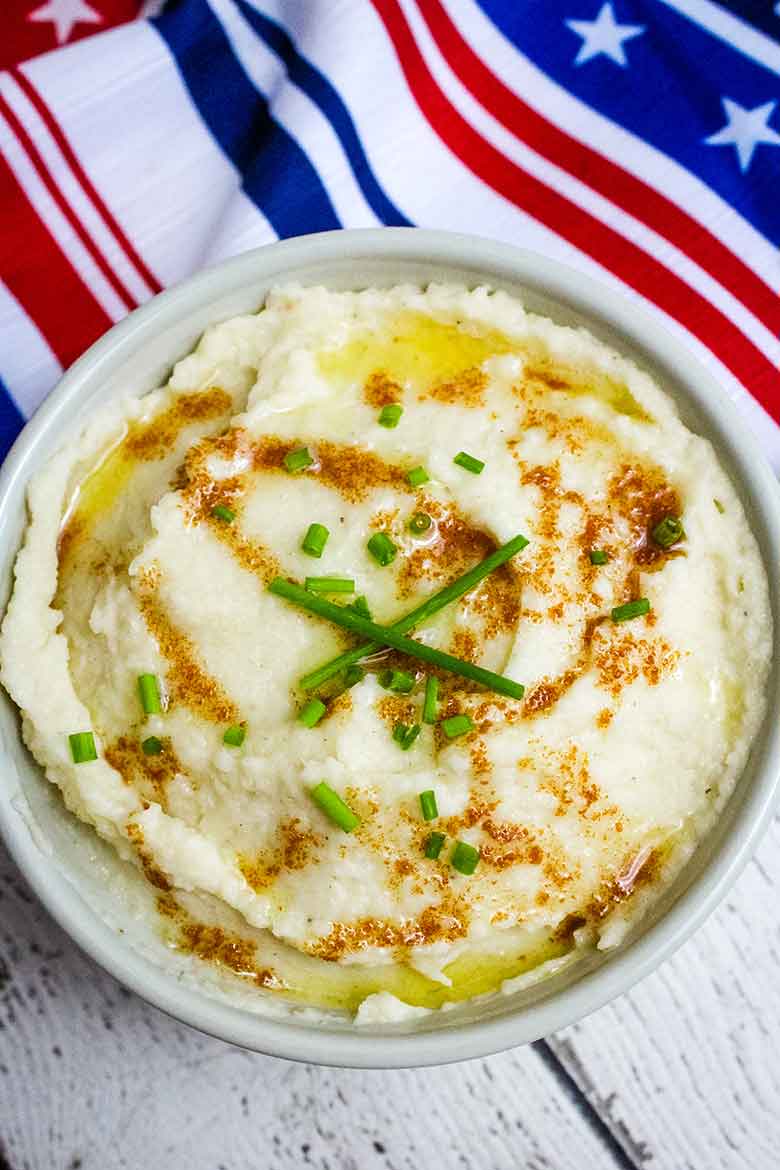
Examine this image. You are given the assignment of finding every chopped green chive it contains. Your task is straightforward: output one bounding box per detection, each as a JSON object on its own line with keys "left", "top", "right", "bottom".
{"left": 138, "top": 673, "right": 162, "bottom": 715}
{"left": 344, "top": 665, "right": 365, "bottom": 688}
{"left": 611, "top": 598, "right": 651, "bottom": 623}
{"left": 393, "top": 722, "right": 421, "bottom": 751}
{"left": 441, "top": 713, "right": 474, "bottom": 740}
{"left": 424, "top": 831, "right": 446, "bottom": 860}
{"left": 301, "top": 523, "right": 329, "bottom": 558}
{"left": 347, "top": 595, "right": 372, "bottom": 620}
{"left": 419, "top": 789, "right": 438, "bottom": 821}
{"left": 453, "top": 451, "right": 484, "bottom": 475}
{"left": 305, "top": 576, "right": 355, "bottom": 594}
{"left": 589, "top": 549, "right": 609, "bottom": 565}
{"left": 298, "top": 698, "right": 326, "bottom": 728}
{"left": 409, "top": 512, "right": 432, "bottom": 535}
{"left": 223, "top": 725, "right": 246, "bottom": 747}
{"left": 271, "top": 577, "right": 526, "bottom": 700}
{"left": 211, "top": 504, "right": 235, "bottom": 524}
{"left": 310, "top": 781, "right": 360, "bottom": 833}
{"left": 378, "top": 403, "right": 403, "bottom": 428}
{"left": 406, "top": 466, "right": 429, "bottom": 488}
{"left": 284, "top": 446, "right": 314, "bottom": 473}
{"left": 142, "top": 735, "right": 163, "bottom": 756}
{"left": 451, "top": 840, "right": 480, "bottom": 875}
{"left": 422, "top": 675, "right": 439, "bottom": 724}
{"left": 296, "top": 534, "right": 529, "bottom": 692}
{"left": 367, "top": 532, "right": 397, "bottom": 566}
{"left": 379, "top": 668, "right": 414, "bottom": 694}
{"left": 651, "top": 516, "right": 685, "bottom": 549}
{"left": 69, "top": 731, "right": 97, "bottom": 764}
{"left": 714, "top": 498, "right": 725, "bottom": 514}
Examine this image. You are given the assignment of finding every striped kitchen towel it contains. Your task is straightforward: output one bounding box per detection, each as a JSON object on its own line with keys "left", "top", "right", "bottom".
{"left": 1, "top": 1, "right": 778, "bottom": 464}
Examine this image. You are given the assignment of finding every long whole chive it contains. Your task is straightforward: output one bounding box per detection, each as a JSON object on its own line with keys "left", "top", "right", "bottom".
{"left": 301, "top": 523, "right": 329, "bottom": 558}
{"left": 269, "top": 578, "right": 525, "bottom": 700}
{"left": 419, "top": 789, "right": 438, "bottom": 821}
{"left": 284, "top": 446, "right": 314, "bottom": 473}
{"left": 379, "top": 668, "right": 414, "bottom": 694}
{"left": 367, "top": 532, "right": 396, "bottom": 566}
{"left": 138, "top": 673, "right": 162, "bottom": 715}
{"left": 441, "top": 713, "right": 474, "bottom": 739}
{"left": 422, "top": 675, "right": 439, "bottom": 724}
{"left": 589, "top": 549, "right": 608, "bottom": 565}
{"left": 69, "top": 731, "right": 97, "bottom": 764}
{"left": 611, "top": 598, "right": 651, "bottom": 623}
{"left": 453, "top": 451, "right": 484, "bottom": 475}
{"left": 424, "top": 831, "right": 446, "bottom": 860}
{"left": 451, "top": 840, "right": 480, "bottom": 875}
{"left": 305, "top": 576, "right": 355, "bottom": 594}
{"left": 651, "top": 516, "right": 685, "bottom": 549}
{"left": 407, "top": 466, "right": 429, "bottom": 488}
{"left": 299, "top": 533, "right": 529, "bottom": 691}
{"left": 298, "top": 698, "right": 326, "bottom": 728}
{"left": 211, "top": 504, "right": 235, "bottom": 524}
{"left": 393, "top": 722, "right": 421, "bottom": 751}
{"left": 409, "top": 512, "right": 432, "bottom": 535}
{"left": 142, "top": 735, "right": 163, "bottom": 756}
{"left": 223, "top": 725, "right": 246, "bottom": 747}
{"left": 347, "top": 595, "right": 372, "bottom": 620}
{"left": 310, "top": 781, "right": 360, "bottom": 833}
{"left": 378, "top": 403, "right": 403, "bottom": 428}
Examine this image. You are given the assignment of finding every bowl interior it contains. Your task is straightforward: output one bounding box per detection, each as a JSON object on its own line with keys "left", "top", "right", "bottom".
{"left": 1, "top": 229, "right": 778, "bottom": 1067}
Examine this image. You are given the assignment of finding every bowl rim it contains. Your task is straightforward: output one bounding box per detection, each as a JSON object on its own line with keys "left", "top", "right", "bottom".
{"left": 1, "top": 226, "right": 779, "bottom": 1068}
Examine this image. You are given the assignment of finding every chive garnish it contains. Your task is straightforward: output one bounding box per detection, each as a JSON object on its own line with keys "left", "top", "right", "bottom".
{"left": 301, "top": 523, "right": 329, "bottom": 558}
{"left": 69, "top": 731, "right": 97, "bottom": 764}
{"left": 407, "top": 466, "right": 429, "bottom": 488}
{"left": 453, "top": 451, "right": 484, "bottom": 475}
{"left": 419, "top": 789, "right": 438, "bottom": 821}
{"left": 142, "top": 735, "right": 163, "bottom": 756}
{"left": 223, "top": 725, "right": 246, "bottom": 747}
{"left": 298, "top": 698, "right": 326, "bottom": 728}
{"left": 611, "top": 598, "right": 651, "bottom": 623}
{"left": 651, "top": 516, "right": 685, "bottom": 548}
{"left": 305, "top": 577, "right": 355, "bottom": 593}
{"left": 379, "top": 668, "right": 414, "bottom": 694}
{"left": 441, "top": 713, "right": 474, "bottom": 739}
{"left": 347, "top": 595, "right": 372, "bottom": 620}
{"left": 284, "top": 446, "right": 314, "bottom": 473}
{"left": 378, "top": 403, "right": 403, "bottom": 428}
{"left": 211, "top": 504, "right": 235, "bottom": 523}
{"left": 424, "top": 831, "right": 446, "bottom": 860}
{"left": 714, "top": 499, "right": 725, "bottom": 514}
{"left": 393, "top": 722, "right": 421, "bottom": 751}
{"left": 310, "top": 781, "right": 360, "bottom": 833}
{"left": 422, "top": 675, "right": 439, "bottom": 724}
{"left": 451, "top": 840, "right": 480, "bottom": 875}
{"left": 138, "top": 673, "right": 162, "bottom": 715}
{"left": 298, "top": 534, "right": 528, "bottom": 691}
{"left": 589, "top": 549, "right": 608, "bottom": 565}
{"left": 344, "top": 665, "right": 365, "bottom": 688}
{"left": 269, "top": 578, "right": 525, "bottom": 700}
{"left": 409, "top": 512, "right": 432, "bottom": 535}
{"left": 367, "top": 532, "right": 397, "bottom": 566}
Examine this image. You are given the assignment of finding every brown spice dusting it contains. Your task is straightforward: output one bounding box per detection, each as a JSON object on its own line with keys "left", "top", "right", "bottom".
{"left": 253, "top": 436, "right": 410, "bottom": 503}
{"left": 125, "top": 388, "right": 232, "bottom": 461}
{"left": 138, "top": 582, "right": 239, "bottom": 724}
{"left": 420, "top": 366, "right": 487, "bottom": 407}
{"left": 239, "top": 818, "right": 324, "bottom": 892}
{"left": 309, "top": 894, "right": 470, "bottom": 961}
{"left": 596, "top": 707, "right": 614, "bottom": 729}
{"left": 105, "top": 735, "right": 183, "bottom": 808}
{"left": 125, "top": 821, "right": 172, "bottom": 891}
{"left": 608, "top": 462, "right": 682, "bottom": 569}
{"left": 364, "top": 371, "right": 403, "bottom": 408}
{"left": 594, "top": 628, "right": 680, "bottom": 698}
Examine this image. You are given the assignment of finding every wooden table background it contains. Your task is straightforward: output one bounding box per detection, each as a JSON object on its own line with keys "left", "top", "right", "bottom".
{"left": 1, "top": 812, "right": 778, "bottom": 1170}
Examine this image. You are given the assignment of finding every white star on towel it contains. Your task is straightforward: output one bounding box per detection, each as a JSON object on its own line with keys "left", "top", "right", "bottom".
{"left": 566, "top": 3, "right": 645, "bottom": 67}
{"left": 704, "top": 97, "right": 780, "bottom": 173}
{"left": 27, "top": 0, "right": 102, "bottom": 46}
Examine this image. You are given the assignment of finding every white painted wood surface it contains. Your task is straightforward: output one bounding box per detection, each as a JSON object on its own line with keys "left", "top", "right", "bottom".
{"left": 1, "top": 816, "right": 779, "bottom": 1170}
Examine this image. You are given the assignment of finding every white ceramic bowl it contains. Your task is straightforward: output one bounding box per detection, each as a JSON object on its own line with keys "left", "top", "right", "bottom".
{"left": 1, "top": 229, "right": 778, "bottom": 1068}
